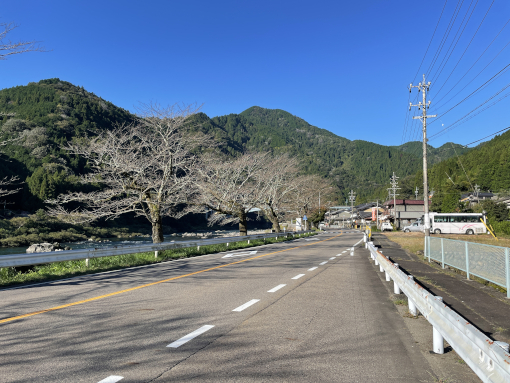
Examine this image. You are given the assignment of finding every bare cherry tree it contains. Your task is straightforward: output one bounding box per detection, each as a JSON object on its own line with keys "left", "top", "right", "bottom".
{"left": 290, "top": 175, "right": 333, "bottom": 230}
{"left": 0, "top": 22, "right": 45, "bottom": 60}
{"left": 0, "top": 138, "right": 22, "bottom": 202}
{"left": 257, "top": 153, "right": 300, "bottom": 233}
{"left": 46, "top": 103, "right": 207, "bottom": 243}
{"left": 191, "top": 152, "right": 270, "bottom": 236}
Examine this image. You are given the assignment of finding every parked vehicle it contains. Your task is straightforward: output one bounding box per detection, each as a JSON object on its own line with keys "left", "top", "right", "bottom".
{"left": 402, "top": 221, "right": 423, "bottom": 233}
{"left": 427, "top": 213, "right": 487, "bottom": 235}
{"left": 381, "top": 222, "right": 393, "bottom": 231}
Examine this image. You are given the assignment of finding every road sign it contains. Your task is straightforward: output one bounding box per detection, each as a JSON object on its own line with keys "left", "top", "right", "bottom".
{"left": 303, "top": 215, "right": 307, "bottom": 221}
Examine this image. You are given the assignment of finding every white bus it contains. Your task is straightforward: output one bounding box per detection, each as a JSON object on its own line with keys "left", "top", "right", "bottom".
{"left": 427, "top": 212, "right": 487, "bottom": 235}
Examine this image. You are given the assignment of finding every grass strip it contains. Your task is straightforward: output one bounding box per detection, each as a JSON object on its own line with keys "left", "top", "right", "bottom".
{"left": 380, "top": 232, "right": 508, "bottom": 295}
{"left": 0, "top": 232, "right": 317, "bottom": 288}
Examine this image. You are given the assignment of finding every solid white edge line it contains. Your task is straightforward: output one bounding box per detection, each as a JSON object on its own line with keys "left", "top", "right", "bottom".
{"left": 232, "top": 299, "right": 260, "bottom": 312}
{"left": 292, "top": 274, "right": 305, "bottom": 280}
{"left": 167, "top": 325, "right": 215, "bottom": 348}
{"left": 97, "top": 376, "right": 124, "bottom": 383}
{"left": 319, "top": 261, "right": 328, "bottom": 265}
{"left": 268, "top": 284, "right": 286, "bottom": 293}
{"left": 308, "top": 267, "right": 318, "bottom": 271}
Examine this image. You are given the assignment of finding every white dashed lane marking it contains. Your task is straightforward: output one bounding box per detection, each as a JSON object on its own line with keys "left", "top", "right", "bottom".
{"left": 292, "top": 274, "right": 305, "bottom": 280}
{"left": 268, "top": 284, "right": 286, "bottom": 293}
{"left": 97, "top": 376, "right": 124, "bottom": 383}
{"left": 319, "top": 261, "right": 328, "bottom": 265}
{"left": 167, "top": 325, "right": 215, "bottom": 348}
{"left": 308, "top": 267, "right": 318, "bottom": 271}
{"left": 232, "top": 299, "right": 260, "bottom": 312}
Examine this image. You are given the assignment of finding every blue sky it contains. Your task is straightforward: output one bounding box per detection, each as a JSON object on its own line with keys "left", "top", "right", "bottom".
{"left": 2, "top": 0, "right": 510, "bottom": 148}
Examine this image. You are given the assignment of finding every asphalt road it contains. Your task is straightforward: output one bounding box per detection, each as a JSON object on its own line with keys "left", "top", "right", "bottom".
{"left": 1, "top": 230, "right": 436, "bottom": 382}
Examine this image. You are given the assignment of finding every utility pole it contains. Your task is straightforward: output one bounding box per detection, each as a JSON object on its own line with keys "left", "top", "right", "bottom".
{"left": 474, "top": 184, "right": 480, "bottom": 205}
{"left": 410, "top": 74, "right": 436, "bottom": 237}
{"left": 349, "top": 190, "right": 356, "bottom": 228}
{"left": 388, "top": 172, "right": 400, "bottom": 228}
{"left": 376, "top": 199, "right": 379, "bottom": 229}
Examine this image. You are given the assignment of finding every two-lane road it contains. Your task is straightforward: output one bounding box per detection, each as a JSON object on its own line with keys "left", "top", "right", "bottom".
{"left": 1, "top": 231, "right": 433, "bottom": 382}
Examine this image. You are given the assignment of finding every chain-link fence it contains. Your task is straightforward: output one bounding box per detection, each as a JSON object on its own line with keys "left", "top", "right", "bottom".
{"left": 426, "top": 237, "right": 510, "bottom": 298}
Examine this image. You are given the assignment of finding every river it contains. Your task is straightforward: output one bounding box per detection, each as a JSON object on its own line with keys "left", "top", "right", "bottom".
{"left": 0, "top": 231, "right": 239, "bottom": 256}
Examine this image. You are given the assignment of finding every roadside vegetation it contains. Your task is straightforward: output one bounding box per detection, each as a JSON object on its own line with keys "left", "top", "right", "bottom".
{"left": 0, "top": 231, "right": 318, "bottom": 288}
{"left": 381, "top": 231, "right": 509, "bottom": 295}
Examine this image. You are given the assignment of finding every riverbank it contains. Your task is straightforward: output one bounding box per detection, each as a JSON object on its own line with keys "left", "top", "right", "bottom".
{"left": 0, "top": 232, "right": 317, "bottom": 288}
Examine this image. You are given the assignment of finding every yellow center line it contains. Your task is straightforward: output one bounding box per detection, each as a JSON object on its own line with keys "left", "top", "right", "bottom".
{"left": 1, "top": 233, "right": 343, "bottom": 325}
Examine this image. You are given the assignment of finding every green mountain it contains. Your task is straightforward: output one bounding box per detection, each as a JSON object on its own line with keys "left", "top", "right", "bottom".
{"left": 427, "top": 129, "right": 510, "bottom": 193}
{"left": 193, "top": 106, "right": 461, "bottom": 201}
{"left": 391, "top": 141, "right": 470, "bottom": 166}
{"left": 0, "top": 79, "right": 469, "bottom": 209}
{"left": 0, "top": 78, "right": 134, "bottom": 209}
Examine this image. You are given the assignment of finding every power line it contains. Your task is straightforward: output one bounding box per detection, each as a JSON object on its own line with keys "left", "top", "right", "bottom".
{"left": 430, "top": 82, "right": 510, "bottom": 139}
{"left": 462, "top": 127, "right": 510, "bottom": 146}
{"left": 411, "top": 0, "right": 449, "bottom": 83}
{"left": 430, "top": 62, "right": 510, "bottom": 122}
{"left": 430, "top": 0, "right": 478, "bottom": 84}
{"left": 426, "top": 0, "right": 465, "bottom": 77}
{"left": 433, "top": 1, "right": 495, "bottom": 98}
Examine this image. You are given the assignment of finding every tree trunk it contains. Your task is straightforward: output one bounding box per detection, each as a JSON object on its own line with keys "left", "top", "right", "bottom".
{"left": 239, "top": 211, "right": 248, "bottom": 236}
{"left": 267, "top": 208, "right": 281, "bottom": 233}
{"left": 150, "top": 205, "right": 164, "bottom": 243}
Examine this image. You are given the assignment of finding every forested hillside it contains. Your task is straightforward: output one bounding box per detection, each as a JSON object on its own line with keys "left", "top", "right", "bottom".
{"left": 0, "top": 79, "right": 133, "bottom": 210}
{"left": 0, "top": 79, "right": 468, "bottom": 210}
{"left": 391, "top": 141, "right": 470, "bottom": 166}
{"left": 427, "top": 129, "right": 510, "bottom": 193}
{"left": 367, "top": 130, "right": 510, "bottom": 204}
{"left": 192, "top": 106, "right": 430, "bottom": 201}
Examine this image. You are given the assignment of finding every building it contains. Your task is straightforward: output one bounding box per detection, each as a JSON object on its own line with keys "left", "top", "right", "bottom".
{"left": 460, "top": 192, "right": 496, "bottom": 204}
{"left": 383, "top": 199, "right": 424, "bottom": 229}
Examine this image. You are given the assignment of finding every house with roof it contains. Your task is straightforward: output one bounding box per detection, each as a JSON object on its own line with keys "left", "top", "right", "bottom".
{"left": 382, "top": 199, "right": 424, "bottom": 229}
{"left": 460, "top": 191, "right": 496, "bottom": 204}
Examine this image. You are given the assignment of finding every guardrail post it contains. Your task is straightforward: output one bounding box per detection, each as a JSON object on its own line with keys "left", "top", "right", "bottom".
{"left": 393, "top": 263, "right": 401, "bottom": 294}
{"left": 85, "top": 258, "right": 89, "bottom": 267}
{"left": 441, "top": 238, "right": 445, "bottom": 269}
{"left": 465, "top": 242, "right": 470, "bottom": 280}
{"left": 408, "top": 298, "right": 418, "bottom": 316}
{"left": 247, "top": 240, "right": 250, "bottom": 244}
{"left": 155, "top": 251, "right": 159, "bottom": 259}
{"left": 379, "top": 263, "right": 384, "bottom": 272}
{"left": 385, "top": 270, "right": 391, "bottom": 281}
{"left": 505, "top": 248, "right": 510, "bottom": 299}
{"left": 433, "top": 297, "right": 444, "bottom": 354}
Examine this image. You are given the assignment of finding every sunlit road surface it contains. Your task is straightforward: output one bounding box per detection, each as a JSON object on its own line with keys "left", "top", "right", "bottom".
{"left": 0, "top": 230, "right": 432, "bottom": 382}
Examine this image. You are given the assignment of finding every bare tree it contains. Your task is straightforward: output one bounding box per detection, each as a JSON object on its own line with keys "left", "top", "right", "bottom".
{"left": 0, "top": 138, "right": 22, "bottom": 202}
{"left": 46, "top": 103, "right": 208, "bottom": 243}
{"left": 191, "top": 152, "right": 270, "bottom": 236}
{"left": 257, "top": 153, "right": 300, "bottom": 233}
{"left": 0, "top": 175, "right": 20, "bottom": 199}
{"left": 0, "top": 22, "right": 45, "bottom": 60}
{"left": 290, "top": 175, "right": 333, "bottom": 230}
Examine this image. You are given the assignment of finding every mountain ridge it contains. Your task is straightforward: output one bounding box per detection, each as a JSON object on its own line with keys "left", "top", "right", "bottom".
{"left": 0, "top": 79, "right": 471, "bottom": 208}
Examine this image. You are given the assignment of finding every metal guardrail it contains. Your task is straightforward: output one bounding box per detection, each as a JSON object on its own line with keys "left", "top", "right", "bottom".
{"left": 365, "top": 238, "right": 510, "bottom": 383}
{"left": 0, "top": 231, "right": 314, "bottom": 268}
{"left": 425, "top": 236, "right": 510, "bottom": 298}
